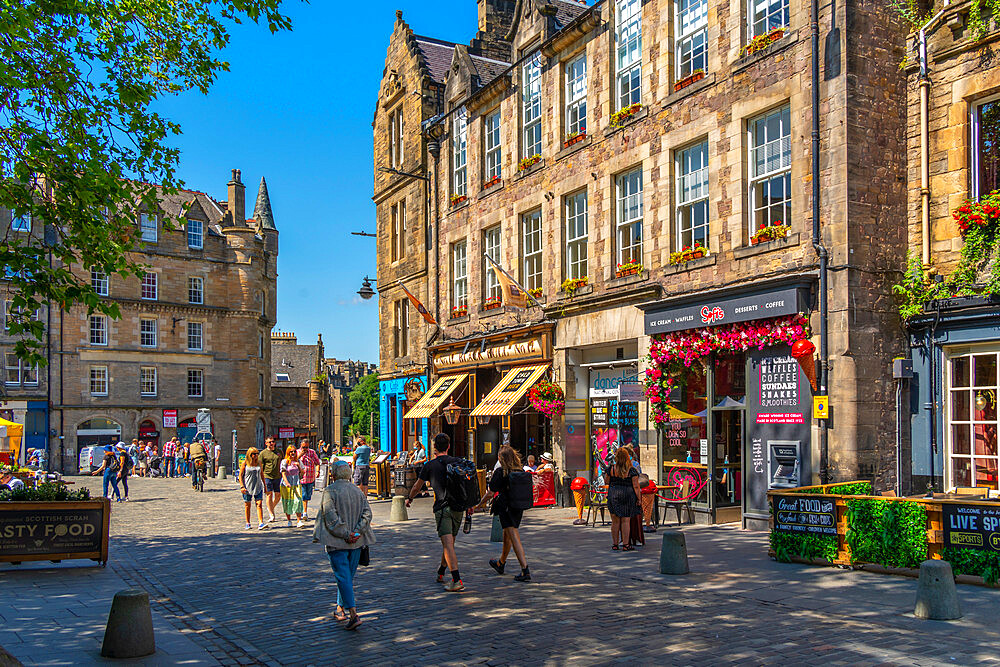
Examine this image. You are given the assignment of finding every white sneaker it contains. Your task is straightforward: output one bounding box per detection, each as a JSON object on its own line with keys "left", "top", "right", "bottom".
{"left": 296, "top": 519, "right": 306, "bottom": 528}
{"left": 245, "top": 523, "right": 252, "bottom": 530}
{"left": 257, "top": 522, "right": 267, "bottom": 530}
{"left": 302, "top": 512, "right": 309, "bottom": 520}
{"left": 267, "top": 512, "right": 276, "bottom": 523}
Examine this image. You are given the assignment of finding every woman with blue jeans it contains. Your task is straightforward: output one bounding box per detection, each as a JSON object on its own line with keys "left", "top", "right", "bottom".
{"left": 90, "top": 445, "right": 122, "bottom": 502}
{"left": 313, "top": 462, "right": 375, "bottom": 631}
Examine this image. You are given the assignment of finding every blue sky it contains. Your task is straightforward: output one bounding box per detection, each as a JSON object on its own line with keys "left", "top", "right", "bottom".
{"left": 157, "top": 1, "right": 478, "bottom": 363}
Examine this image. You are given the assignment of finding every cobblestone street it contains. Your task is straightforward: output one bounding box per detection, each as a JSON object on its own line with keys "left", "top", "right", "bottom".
{"left": 4, "top": 476, "right": 1000, "bottom": 666}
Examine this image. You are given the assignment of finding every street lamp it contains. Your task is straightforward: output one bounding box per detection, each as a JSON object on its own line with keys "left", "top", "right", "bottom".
{"left": 443, "top": 397, "right": 462, "bottom": 426}
{"left": 475, "top": 395, "right": 490, "bottom": 425}
{"left": 358, "top": 276, "right": 377, "bottom": 300}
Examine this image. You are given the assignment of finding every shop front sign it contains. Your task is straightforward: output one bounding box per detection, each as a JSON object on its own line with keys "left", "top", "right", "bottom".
{"left": 434, "top": 337, "right": 546, "bottom": 372}
{"left": 644, "top": 286, "right": 806, "bottom": 335}
{"left": 589, "top": 365, "right": 639, "bottom": 398}
{"left": 943, "top": 503, "right": 1000, "bottom": 552}
{"left": 162, "top": 409, "right": 177, "bottom": 428}
{"left": 278, "top": 427, "right": 295, "bottom": 439}
{"left": 618, "top": 382, "right": 646, "bottom": 402}
{"left": 772, "top": 494, "right": 837, "bottom": 535}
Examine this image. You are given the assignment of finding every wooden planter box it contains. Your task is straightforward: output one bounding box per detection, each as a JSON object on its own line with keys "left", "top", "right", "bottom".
{"left": 563, "top": 132, "right": 587, "bottom": 148}
{"left": 483, "top": 301, "right": 502, "bottom": 311}
{"left": 0, "top": 498, "right": 110, "bottom": 566}
{"left": 674, "top": 71, "right": 705, "bottom": 91}
{"left": 615, "top": 267, "right": 640, "bottom": 278}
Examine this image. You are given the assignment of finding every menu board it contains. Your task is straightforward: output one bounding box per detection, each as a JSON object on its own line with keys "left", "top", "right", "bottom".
{"left": 943, "top": 503, "right": 1000, "bottom": 553}
{"left": 772, "top": 494, "right": 837, "bottom": 535}
{"left": 0, "top": 507, "right": 103, "bottom": 556}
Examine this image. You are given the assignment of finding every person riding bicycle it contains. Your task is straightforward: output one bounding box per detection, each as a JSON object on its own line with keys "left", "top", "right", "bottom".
{"left": 189, "top": 440, "right": 208, "bottom": 489}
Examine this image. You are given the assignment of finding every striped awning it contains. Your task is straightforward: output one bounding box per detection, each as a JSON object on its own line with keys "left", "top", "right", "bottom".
{"left": 403, "top": 374, "right": 469, "bottom": 420}
{"left": 470, "top": 364, "right": 550, "bottom": 417}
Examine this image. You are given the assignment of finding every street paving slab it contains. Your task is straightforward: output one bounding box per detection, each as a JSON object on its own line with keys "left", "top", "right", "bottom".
{"left": 2, "top": 475, "right": 1000, "bottom": 666}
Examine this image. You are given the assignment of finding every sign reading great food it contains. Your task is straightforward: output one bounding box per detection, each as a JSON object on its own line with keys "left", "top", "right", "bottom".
{"left": 943, "top": 503, "right": 1000, "bottom": 552}
{"left": 772, "top": 495, "right": 837, "bottom": 535}
{"left": 0, "top": 507, "right": 103, "bottom": 556}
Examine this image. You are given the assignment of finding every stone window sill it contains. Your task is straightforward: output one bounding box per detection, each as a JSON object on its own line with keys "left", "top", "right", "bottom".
{"left": 477, "top": 181, "right": 505, "bottom": 201}
{"left": 608, "top": 269, "right": 649, "bottom": 289}
{"left": 731, "top": 30, "right": 799, "bottom": 74}
{"left": 603, "top": 106, "right": 650, "bottom": 137}
{"left": 447, "top": 199, "right": 470, "bottom": 216}
{"left": 514, "top": 158, "right": 546, "bottom": 181}
{"left": 663, "top": 73, "right": 717, "bottom": 107}
{"left": 557, "top": 284, "right": 594, "bottom": 301}
{"left": 663, "top": 254, "right": 717, "bottom": 275}
{"left": 448, "top": 314, "right": 470, "bottom": 324}
{"left": 733, "top": 232, "right": 801, "bottom": 259}
{"left": 479, "top": 305, "right": 505, "bottom": 319}
{"left": 555, "top": 135, "right": 593, "bottom": 161}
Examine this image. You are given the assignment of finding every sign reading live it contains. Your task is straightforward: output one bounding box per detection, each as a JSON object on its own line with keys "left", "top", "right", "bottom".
{"left": 772, "top": 495, "right": 837, "bottom": 535}
{"left": 744, "top": 345, "right": 812, "bottom": 516}
{"left": 162, "top": 409, "right": 177, "bottom": 428}
{"left": 0, "top": 507, "right": 103, "bottom": 556}
{"left": 943, "top": 503, "right": 1000, "bottom": 553}
{"left": 644, "top": 286, "right": 806, "bottom": 335}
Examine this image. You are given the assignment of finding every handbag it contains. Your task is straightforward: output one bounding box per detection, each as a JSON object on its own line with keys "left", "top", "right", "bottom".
{"left": 359, "top": 545, "right": 370, "bottom": 567}
{"left": 490, "top": 514, "right": 503, "bottom": 543}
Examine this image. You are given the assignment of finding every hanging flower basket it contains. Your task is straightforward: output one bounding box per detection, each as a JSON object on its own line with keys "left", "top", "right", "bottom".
{"left": 528, "top": 381, "right": 565, "bottom": 419}
{"left": 644, "top": 314, "right": 811, "bottom": 427}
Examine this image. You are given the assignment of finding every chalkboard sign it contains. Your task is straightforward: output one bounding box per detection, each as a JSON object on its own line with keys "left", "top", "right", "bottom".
{"left": 943, "top": 503, "right": 1000, "bottom": 553}
{"left": 772, "top": 494, "right": 837, "bottom": 535}
{"left": 0, "top": 506, "right": 103, "bottom": 556}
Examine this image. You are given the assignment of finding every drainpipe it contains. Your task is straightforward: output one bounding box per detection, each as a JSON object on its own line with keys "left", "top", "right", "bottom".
{"left": 918, "top": 2, "right": 949, "bottom": 270}
{"left": 811, "top": 0, "right": 830, "bottom": 483}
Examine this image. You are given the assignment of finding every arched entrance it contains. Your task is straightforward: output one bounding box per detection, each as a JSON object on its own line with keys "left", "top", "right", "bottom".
{"left": 77, "top": 417, "right": 122, "bottom": 451}
{"left": 138, "top": 419, "right": 159, "bottom": 447}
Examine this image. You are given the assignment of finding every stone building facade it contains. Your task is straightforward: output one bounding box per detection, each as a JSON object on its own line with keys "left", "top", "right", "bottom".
{"left": 902, "top": 3, "right": 1000, "bottom": 494}
{"left": 376, "top": 0, "right": 911, "bottom": 523}
{"left": 2, "top": 170, "right": 278, "bottom": 473}
{"left": 271, "top": 331, "right": 331, "bottom": 448}
{"left": 326, "top": 358, "right": 377, "bottom": 445}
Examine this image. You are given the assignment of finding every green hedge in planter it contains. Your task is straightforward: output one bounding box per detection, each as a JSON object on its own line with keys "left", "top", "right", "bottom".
{"left": 0, "top": 482, "right": 92, "bottom": 502}
{"left": 770, "top": 531, "right": 838, "bottom": 563}
{"left": 942, "top": 547, "right": 1000, "bottom": 586}
{"left": 826, "top": 481, "right": 872, "bottom": 496}
{"left": 845, "top": 498, "right": 927, "bottom": 568}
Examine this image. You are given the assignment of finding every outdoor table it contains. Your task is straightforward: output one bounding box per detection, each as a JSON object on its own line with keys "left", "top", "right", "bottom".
{"left": 652, "top": 485, "right": 679, "bottom": 528}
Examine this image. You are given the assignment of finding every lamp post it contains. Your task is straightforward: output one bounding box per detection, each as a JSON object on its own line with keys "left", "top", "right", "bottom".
{"left": 358, "top": 276, "right": 377, "bottom": 300}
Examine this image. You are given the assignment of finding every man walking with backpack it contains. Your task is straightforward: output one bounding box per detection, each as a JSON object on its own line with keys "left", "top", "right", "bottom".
{"left": 405, "top": 433, "right": 469, "bottom": 592}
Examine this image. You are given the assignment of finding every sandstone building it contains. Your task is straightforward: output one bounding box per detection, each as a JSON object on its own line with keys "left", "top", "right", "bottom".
{"left": 2, "top": 169, "right": 278, "bottom": 473}
{"left": 375, "top": 0, "right": 914, "bottom": 525}
{"left": 326, "top": 358, "right": 378, "bottom": 445}
{"left": 271, "top": 331, "right": 331, "bottom": 448}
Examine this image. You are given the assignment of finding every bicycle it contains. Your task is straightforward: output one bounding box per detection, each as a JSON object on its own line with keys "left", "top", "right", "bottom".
{"left": 191, "top": 458, "right": 207, "bottom": 492}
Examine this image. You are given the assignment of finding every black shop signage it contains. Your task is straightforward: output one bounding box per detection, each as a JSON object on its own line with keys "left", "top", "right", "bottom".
{"left": 772, "top": 495, "right": 837, "bottom": 535}
{"left": 644, "top": 286, "right": 806, "bottom": 335}
{"left": 0, "top": 507, "right": 103, "bottom": 556}
{"left": 943, "top": 503, "right": 1000, "bottom": 553}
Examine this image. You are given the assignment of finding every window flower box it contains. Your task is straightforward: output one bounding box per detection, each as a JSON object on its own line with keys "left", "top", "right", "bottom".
{"left": 669, "top": 242, "right": 708, "bottom": 265}
{"left": 740, "top": 28, "right": 785, "bottom": 58}
{"left": 450, "top": 305, "right": 468, "bottom": 318}
{"left": 528, "top": 287, "right": 543, "bottom": 299}
{"left": 560, "top": 277, "right": 588, "bottom": 296}
{"left": 673, "top": 70, "right": 706, "bottom": 92}
{"left": 450, "top": 194, "right": 468, "bottom": 207}
{"left": 563, "top": 130, "right": 587, "bottom": 148}
{"left": 615, "top": 262, "right": 643, "bottom": 278}
{"left": 518, "top": 154, "right": 542, "bottom": 171}
{"left": 610, "top": 103, "right": 642, "bottom": 128}
{"left": 750, "top": 221, "right": 790, "bottom": 245}
{"left": 482, "top": 175, "right": 501, "bottom": 190}
{"left": 483, "top": 297, "right": 502, "bottom": 311}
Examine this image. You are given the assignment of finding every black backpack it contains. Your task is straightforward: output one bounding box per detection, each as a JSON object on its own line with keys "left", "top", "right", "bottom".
{"left": 508, "top": 470, "right": 534, "bottom": 510}
{"left": 444, "top": 458, "right": 481, "bottom": 512}
{"left": 121, "top": 454, "right": 133, "bottom": 473}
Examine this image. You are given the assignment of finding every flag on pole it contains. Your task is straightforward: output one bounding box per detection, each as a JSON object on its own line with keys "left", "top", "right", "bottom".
{"left": 398, "top": 281, "right": 437, "bottom": 325}
{"left": 483, "top": 253, "right": 539, "bottom": 311}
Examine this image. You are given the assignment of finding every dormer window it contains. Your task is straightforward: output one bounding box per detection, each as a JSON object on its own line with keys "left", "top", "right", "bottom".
{"left": 139, "top": 213, "right": 157, "bottom": 243}
{"left": 187, "top": 218, "right": 203, "bottom": 249}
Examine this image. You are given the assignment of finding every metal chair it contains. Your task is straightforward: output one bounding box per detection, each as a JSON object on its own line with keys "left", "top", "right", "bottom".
{"left": 659, "top": 480, "right": 694, "bottom": 526}
{"left": 586, "top": 487, "right": 609, "bottom": 526}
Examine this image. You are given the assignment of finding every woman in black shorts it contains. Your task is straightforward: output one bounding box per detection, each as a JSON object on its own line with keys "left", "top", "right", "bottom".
{"left": 481, "top": 446, "right": 531, "bottom": 582}
{"left": 606, "top": 447, "right": 642, "bottom": 551}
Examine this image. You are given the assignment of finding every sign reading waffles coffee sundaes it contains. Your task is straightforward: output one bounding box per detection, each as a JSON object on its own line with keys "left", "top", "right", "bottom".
{"left": 644, "top": 286, "right": 807, "bottom": 334}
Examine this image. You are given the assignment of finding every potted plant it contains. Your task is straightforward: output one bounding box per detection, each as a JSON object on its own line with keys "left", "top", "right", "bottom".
{"left": 564, "top": 128, "right": 587, "bottom": 148}
{"left": 518, "top": 154, "right": 542, "bottom": 171}
{"left": 673, "top": 69, "right": 706, "bottom": 92}
{"left": 528, "top": 287, "right": 543, "bottom": 299}
{"left": 0, "top": 483, "right": 110, "bottom": 566}
{"left": 451, "top": 304, "right": 468, "bottom": 318}
{"left": 484, "top": 295, "right": 502, "bottom": 311}
{"left": 740, "top": 28, "right": 785, "bottom": 58}
{"left": 450, "top": 193, "right": 468, "bottom": 207}
{"left": 483, "top": 174, "right": 501, "bottom": 190}
{"left": 690, "top": 240, "right": 706, "bottom": 259}
{"left": 561, "top": 277, "right": 588, "bottom": 296}
{"left": 751, "top": 220, "right": 790, "bottom": 245}
{"left": 615, "top": 261, "right": 643, "bottom": 278}
{"left": 610, "top": 103, "right": 643, "bottom": 128}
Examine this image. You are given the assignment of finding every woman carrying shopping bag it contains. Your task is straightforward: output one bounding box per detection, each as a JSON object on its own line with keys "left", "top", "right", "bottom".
{"left": 313, "top": 461, "right": 375, "bottom": 631}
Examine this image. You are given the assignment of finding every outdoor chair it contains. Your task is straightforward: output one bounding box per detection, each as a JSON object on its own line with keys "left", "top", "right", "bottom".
{"left": 880, "top": 490, "right": 897, "bottom": 497}
{"left": 586, "top": 487, "right": 609, "bottom": 527}
{"left": 956, "top": 486, "right": 991, "bottom": 496}
{"left": 660, "top": 480, "right": 694, "bottom": 526}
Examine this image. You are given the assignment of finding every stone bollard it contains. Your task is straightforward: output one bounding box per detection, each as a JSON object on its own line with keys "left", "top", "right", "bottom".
{"left": 659, "top": 531, "right": 689, "bottom": 575}
{"left": 914, "top": 559, "right": 962, "bottom": 620}
{"left": 217, "top": 466, "right": 227, "bottom": 480}
{"left": 101, "top": 589, "right": 156, "bottom": 659}
{"left": 389, "top": 495, "right": 409, "bottom": 522}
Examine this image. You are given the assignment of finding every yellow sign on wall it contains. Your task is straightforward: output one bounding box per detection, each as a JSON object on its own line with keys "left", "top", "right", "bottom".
{"left": 813, "top": 395, "right": 829, "bottom": 419}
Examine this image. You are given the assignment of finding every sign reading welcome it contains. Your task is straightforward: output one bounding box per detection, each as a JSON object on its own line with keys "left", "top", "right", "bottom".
{"left": 943, "top": 503, "right": 1000, "bottom": 553}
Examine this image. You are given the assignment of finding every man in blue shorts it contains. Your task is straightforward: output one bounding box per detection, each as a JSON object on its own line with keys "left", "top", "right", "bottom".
{"left": 351, "top": 436, "right": 372, "bottom": 496}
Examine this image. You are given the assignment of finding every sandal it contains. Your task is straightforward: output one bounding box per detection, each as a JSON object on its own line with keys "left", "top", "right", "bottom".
{"left": 623, "top": 544, "right": 635, "bottom": 552}
{"left": 334, "top": 607, "right": 348, "bottom": 622}
{"left": 344, "top": 616, "right": 363, "bottom": 631}
{"left": 611, "top": 544, "right": 620, "bottom": 551}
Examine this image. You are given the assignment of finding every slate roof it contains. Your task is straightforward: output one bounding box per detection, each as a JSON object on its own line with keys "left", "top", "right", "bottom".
{"left": 552, "top": 0, "right": 590, "bottom": 28}
{"left": 272, "top": 343, "right": 321, "bottom": 387}
{"left": 470, "top": 54, "right": 510, "bottom": 86}
{"left": 414, "top": 35, "right": 457, "bottom": 84}
{"left": 157, "top": 189, "right": 227, "bottom": 236}
{"left": 253, "top": 177, "right": 275, "bottom": 231}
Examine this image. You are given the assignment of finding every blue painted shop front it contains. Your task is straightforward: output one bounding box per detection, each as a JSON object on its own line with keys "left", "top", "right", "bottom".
{"left": 907, "top": 297, "right": 1000, "bottom": 493}
{"left": 379, "top": 376, "right": 428, "bottom": 457}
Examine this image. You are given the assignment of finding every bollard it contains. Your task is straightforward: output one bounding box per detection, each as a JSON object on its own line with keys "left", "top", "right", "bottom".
{"left": 659, "top": 531, "right": 689, "bottom": 575}
{"left": 218, "top": 466, "right": 227, "bottom": 480}
{"left": 389, "top": 495, "right": 409, "bottom": 522}
{"left": 914, "top": 559, "right": 962, "bottom": 620}
{"left": 101, "top": 589, "right": 156, "bottom": 658}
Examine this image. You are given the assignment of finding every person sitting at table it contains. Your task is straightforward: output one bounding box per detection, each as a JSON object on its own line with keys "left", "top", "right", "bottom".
{"left": 0, "top": 472, "right": 25, "bottom": 491}
{"left": 536, "top": 452, "right": 555, "bottom": 473}
{"left": 523, "top": 455, "right": 537, "bottom": 472}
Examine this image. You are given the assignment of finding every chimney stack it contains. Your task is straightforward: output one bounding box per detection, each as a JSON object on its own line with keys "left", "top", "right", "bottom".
{"left": 228, "top": 168, "right": 245, "bottom": 226}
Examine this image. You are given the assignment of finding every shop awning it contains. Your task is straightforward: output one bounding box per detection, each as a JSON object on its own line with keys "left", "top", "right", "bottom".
{"left": 471, "top": 364, "right": 550, "bottom": 417}
{"left": 403, "top": 374, "right": 470, "bottom": 420}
